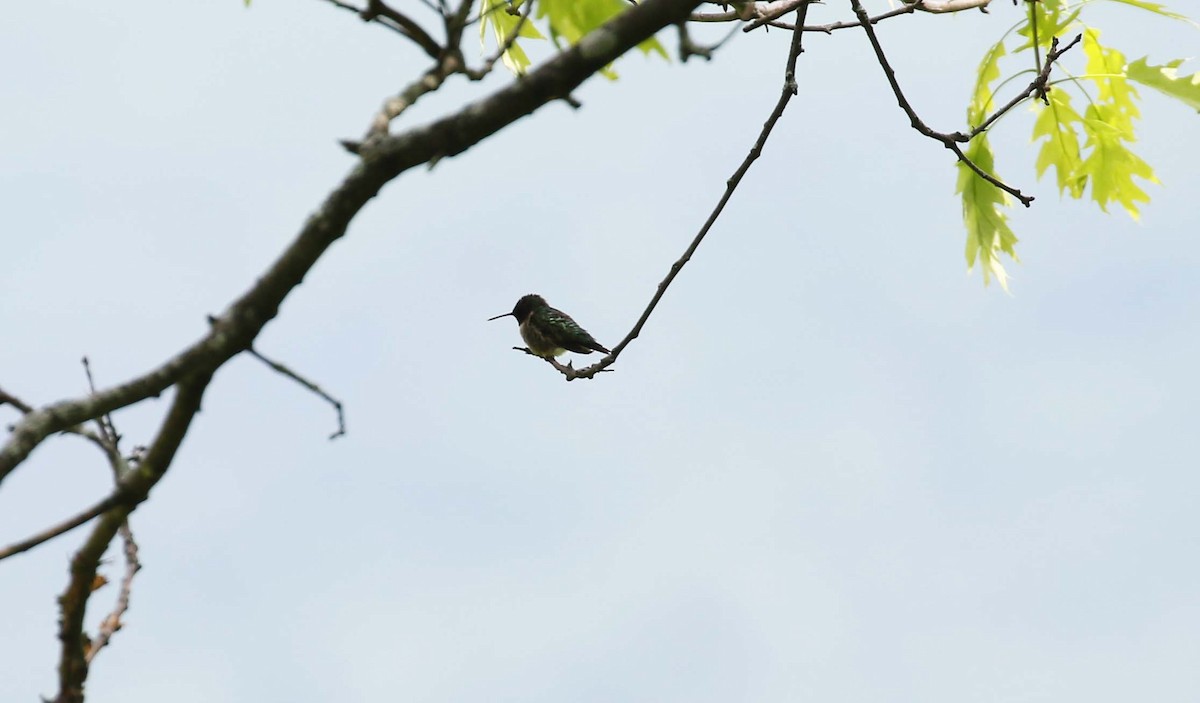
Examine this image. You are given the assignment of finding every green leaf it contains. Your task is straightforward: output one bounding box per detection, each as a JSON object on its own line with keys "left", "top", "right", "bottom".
{"left": 957, "top": 136, "right": 1018, "bottom": 289}
{"left": 1127, "top": 57, "right": 1200, "bottom": 111}
{"left": 538, "top": 0, "right": 666, "bottom": 79}
{"left": 1078, "top": 102, "right": 1159, "bottom": 218}
{"left": 1082, "top": 28, "right": 1139, "bottom": 129}
{"left": 968, "top": 39, "right": 1007, "bottom": 126}
{"left": 479, "top": 0, "right": 546, "bottom": 75}
{"left": 1032, "top": 88, "right": 1088, "bottom": 198}
{"left": 1099, "top": 0, "right": 1194, "bottom": 23}
{"left": 1013, "top": 4, "right": 1080, "bottom": 55}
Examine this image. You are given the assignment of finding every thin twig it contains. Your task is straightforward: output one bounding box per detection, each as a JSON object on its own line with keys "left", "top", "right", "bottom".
{"left": 539, "top": 1, "right": 816, "bottom": 381}
{"left": 351, "top": 0, "right": 480, "bottom": 145}
{"left": 321, "top": 0, "right": 442, "bottom": 57}
{"left": 354, "top": 56, "right": 464, "bottom": 147}
{"left": 363, "top": 0, "right": 445, "bottom": 59}
{"left": 968, "top": 34, "right": 1080, "bottom": 136}
{"left": 0, "top": 386, "right": 34, "bottom": 414}
{"left": 82, "top": 357, "right": 122, "bottom": 455}
{"left": 848, "top": 0, "right": 1035, "bottom": 206}
{"left": 82, "top": 358, "right": 136, "bottom": 484}
{"left": 0, "top": 493, "right": 125, "bottom": 562}
{"left": 0, "top": 385, "right": 115, "bottom": 464}
{"left": 739, "top": 0, "right": 812, "bottom": 31}
{"left": 247, "top": 346, "right": 346, "bottom": 440}
{"left": 761, "top": 3, "right": 920, "bottom": 32}
{"left": 84, "top": 521, "right": 141, "bottom": 665}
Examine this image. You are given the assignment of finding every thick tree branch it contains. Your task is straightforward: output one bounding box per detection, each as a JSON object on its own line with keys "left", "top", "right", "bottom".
{"left": 0, "top": 0, "right": 707, "bottom": 479}
{"left": 53, "top": 371, "right": 212, "bottom": 703}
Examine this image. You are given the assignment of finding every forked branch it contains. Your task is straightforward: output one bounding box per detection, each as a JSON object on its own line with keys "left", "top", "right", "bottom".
{"left": 847, "top": 0, "right": 1079, "bottom": 207}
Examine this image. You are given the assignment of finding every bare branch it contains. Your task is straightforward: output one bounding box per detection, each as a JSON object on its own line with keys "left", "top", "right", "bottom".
{"left": 362, "top": 0, "right": 446, "bottom": 59}
{"left": 81, "top": 356, "right": 125, "bottom": 470}
{"left": 756, "top": 3, "right": 920, "bottom": 33}
{"left": 358, "top": 58, "right": 462, "bottom": 144}
{"left": 84, "top": 522, "right": 141, "bottom": 665}
{"left": 738, "top": 0, "right": 810, "bottom": 31}
{"left": 967, "top": 34, "right": 1081, "bottom": 137}
{"left": 847, "top": 0, "right": 1035, "bottom": 206}
{"left": 909, "top": 0, "right": 992, "bottom": 12}
{"left": 0, "top": 493, "right": 125, "bottom": 562}
{"left": 54, "top": 371, "right": 213, "bottom": 703}
{"left": 322, "top": 0, "right": 445, "bottom": 59}
{"left": 246, "top": 345, "right": 346, "bottom": 440}
{"left": 1, "top": 385, "right": 117, "bottom": 471}
{"left": 538, "top": 1, "right": 817, "bottom": 381}
{"left": 0, "top": 385, "right": 34, "bottom": 414}
{"left": 443, "top": 0, "right": 478, "bottom": 53}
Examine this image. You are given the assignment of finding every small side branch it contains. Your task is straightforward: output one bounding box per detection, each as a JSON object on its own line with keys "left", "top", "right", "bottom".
{"left": 0, "top": 386, "right": 34, "bottom": 414}
{"left": 84, "top": 522, "right": 141, "bottom": 665}
{"left": 967, "top": 33, "right": 1081, "bottom": 138}
{"left": 0, "top": 372, "right": 135, "bottom": 562}
{"left": 321, "top": 0, "right": 444, "bottom": 59}
{"left": 354, "top": 56, "right": 465, "bottom": 147}
{"left": 247, "top": 346, "right": 346, "bottom": 440}
{"left": 0, "top": 493, "right": 125, "bottom": 562}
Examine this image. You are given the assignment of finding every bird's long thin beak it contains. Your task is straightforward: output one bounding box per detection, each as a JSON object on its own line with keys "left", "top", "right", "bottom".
{"left": 487, "top": 312, "right": 514, "bottom": 321}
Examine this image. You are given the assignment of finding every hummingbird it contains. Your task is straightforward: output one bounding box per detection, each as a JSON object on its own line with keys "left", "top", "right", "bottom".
{"left": 488, "top": 294, "right": 611, "bottom": 359}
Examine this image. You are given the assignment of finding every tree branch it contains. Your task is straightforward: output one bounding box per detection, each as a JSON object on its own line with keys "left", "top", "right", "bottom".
{"left": 322, "top": 0, "right": 445, "bottom": 59}
{"left": 362, "top": 0, "right": 445, "bottom": 59}
{"left": 848, "top": 0, "right": 1035, "bottom": 206}
{"left": 84, "top": 521, "right": 140, "bottom": 665}
{"left": 246, "top": 345, "right": 346, "bottom": 440}
{"left": 967, "top": 33, "right": 1081, "bottom": 137}
{"left": 1, "top": 0, "right": 709, "bottom": 479}
{"left": 0, "top": 493, "right": 125, "bottom": 562}
{"left": 53, "top": 371, "right": 212, "bottom": 703}
{"left": 538, "top": 1, "right": 816, "bottom": 381}
{"left": 754, "top": 3, "right": 920, "bottom": 33}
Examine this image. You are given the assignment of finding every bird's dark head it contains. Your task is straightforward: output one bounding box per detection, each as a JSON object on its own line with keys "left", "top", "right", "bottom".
{"left": 487, "top": 293, "right": 547, "bottom": 323}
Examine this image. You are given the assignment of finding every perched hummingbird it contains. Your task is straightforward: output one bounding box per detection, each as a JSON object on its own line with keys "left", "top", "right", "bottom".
{"left": 488, "top": 294, "right": 611, "bottom": 359}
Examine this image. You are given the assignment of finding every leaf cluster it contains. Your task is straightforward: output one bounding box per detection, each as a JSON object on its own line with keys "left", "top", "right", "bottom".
{"left": 960, "top": 0, "right": 1197, "bottom": 287}
{"left": 481, "top": 0, "right": 668, "bottom": 76}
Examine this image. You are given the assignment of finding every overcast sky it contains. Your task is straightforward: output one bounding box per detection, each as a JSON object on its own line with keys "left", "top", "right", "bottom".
{"left": 3, "top": 1, "right": 1199, "bottom": 702}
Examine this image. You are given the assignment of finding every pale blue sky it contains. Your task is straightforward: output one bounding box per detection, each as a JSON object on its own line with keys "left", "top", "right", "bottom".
{"left": 2, "top": 1, "right": 1198, "bottom": 702}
